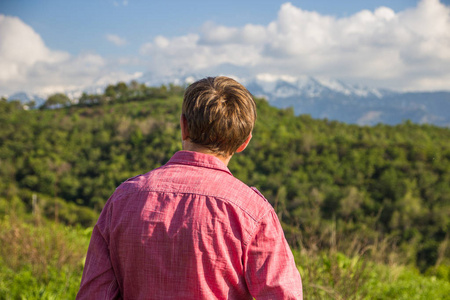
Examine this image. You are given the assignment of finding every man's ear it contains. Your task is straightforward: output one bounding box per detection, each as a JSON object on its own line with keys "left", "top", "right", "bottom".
{"left": 236, "top": 133, "right": 252, "bottom": 153}
{"left": 180, "top": 114, "right": 189, "bottom": 141}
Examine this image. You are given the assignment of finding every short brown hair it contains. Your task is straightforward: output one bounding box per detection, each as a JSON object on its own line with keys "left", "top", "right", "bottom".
{"left": 182, "top": 76, "right": 256, "bottom": 157}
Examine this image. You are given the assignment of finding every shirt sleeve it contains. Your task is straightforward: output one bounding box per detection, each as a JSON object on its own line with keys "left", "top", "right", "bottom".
{"left": 76, "top": 201, "right": 121, "bottom": 300}
{"left": 244, "top": 209, "right": 303, "bottom": 299}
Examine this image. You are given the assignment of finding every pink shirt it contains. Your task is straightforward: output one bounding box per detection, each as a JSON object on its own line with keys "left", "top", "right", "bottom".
{"left": 77, "top": 151, "right": 302, "bottom": 299}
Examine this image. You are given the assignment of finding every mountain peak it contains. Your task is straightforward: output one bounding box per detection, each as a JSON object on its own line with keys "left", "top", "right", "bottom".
{"left": 5, "top": 72, "right": 448, "bottom": 127}
{"left": 245, "top": 74, "right": 385, "bottom": 100}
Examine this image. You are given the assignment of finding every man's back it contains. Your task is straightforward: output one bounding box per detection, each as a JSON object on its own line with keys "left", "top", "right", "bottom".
{"left": 77, "top": 76, "right": 302, "bottom": 299}
{"left": 77, "top": 151, "right": 302, "bottom": 299}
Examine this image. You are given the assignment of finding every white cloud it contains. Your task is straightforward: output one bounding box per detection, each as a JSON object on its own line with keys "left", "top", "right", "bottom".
{"left": 139, "top": 0, "right": 450, "bottom": 91}
{"left": 0, "top": 15, "right": 140, "bottom": 96}
{"left": 1, "top": 0, "right": 450, "bottom": 95}
{"left": 140, "top": 32, "right": 263, "bottom": 76}
{"left": 106, "top": 34, "right": 127, "bottom": 46}
{"left": 0, "top": 15, "right": 69, "bottom": 82}
{"left": 113, "top": 1, "right": 128, "bottom": 7}
{"left": 357, "top": 111, "right": 382, "bottom": 125}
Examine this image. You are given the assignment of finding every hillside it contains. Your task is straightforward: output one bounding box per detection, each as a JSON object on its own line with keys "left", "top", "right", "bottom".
{"left": 1, "top": 82, "right": 449, "bottom": 274}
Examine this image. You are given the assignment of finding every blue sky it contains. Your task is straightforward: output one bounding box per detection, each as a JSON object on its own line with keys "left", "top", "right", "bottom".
{"left": 1, "top": 0, "right": 450, "bottom": 96}
{"left": 0, "top": 0, "right": 423, "bottom": 55}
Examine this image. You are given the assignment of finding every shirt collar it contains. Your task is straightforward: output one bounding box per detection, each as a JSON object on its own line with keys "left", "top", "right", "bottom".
{"left": 166, "top": 150, "right": 232, "bottom": 175}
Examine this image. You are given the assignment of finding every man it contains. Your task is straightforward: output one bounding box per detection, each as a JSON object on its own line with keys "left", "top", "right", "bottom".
{"left": 77, "top": 76, "right": 303, "bottom": 299}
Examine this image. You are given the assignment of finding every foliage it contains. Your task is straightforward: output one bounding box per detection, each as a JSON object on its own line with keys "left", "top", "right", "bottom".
{"left": 1, "top": 81, "right": 449, "bottom": 274}
{"left": 295, "top": 245, "right": 450, "bottom": 299}
{"left": 0, "top": 215, "right": 448, "bottom": 299}
{"left": 363, "top": 264, "right": 450, "bottom": 300}
{"left": 41, "top": 93, "right": 72, "bottom": 109}
{"left": 0, "top": 215, "right": 91, "bottom": 299}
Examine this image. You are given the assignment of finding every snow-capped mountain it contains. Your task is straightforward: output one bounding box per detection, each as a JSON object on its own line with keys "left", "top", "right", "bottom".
{"left": 242, "top": 75, "right": 449, "bottom": 127}
{"left": 5, "top": 72, "right": 450, "bottom": 127}
{"left": 6, "top": 92, "right": 46, "bottom": 109}
{"left": 149, "top": 72, "right": 449, "bottom": 127}
{"left": 245, "top": 74, "right": 387, "bottom": 100}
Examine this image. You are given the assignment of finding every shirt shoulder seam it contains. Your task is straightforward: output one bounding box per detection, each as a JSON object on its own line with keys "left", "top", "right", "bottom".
{"left": 113, "top": 188, "right": 270, "bottom": 223}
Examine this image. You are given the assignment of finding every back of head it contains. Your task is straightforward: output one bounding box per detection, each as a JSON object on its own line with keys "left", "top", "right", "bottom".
{"left": 182, "top": 76, "right": 256, "bottom": 157}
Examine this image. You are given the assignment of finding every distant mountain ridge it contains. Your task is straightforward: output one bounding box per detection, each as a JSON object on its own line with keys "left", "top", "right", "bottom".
{"left": 245, "top": 75, "right": 387, "bottom": 99}
{"left": 242, "top": 75, "right": 450, "bottom": 127}
{"left": 6, "top": 74, "right": 450, "bottom": 127}
{"left": 139, "top": 72, "right": 449, "bottom": 127}
{"left": 6, "top": 92, "right": 46, "bottom": 109}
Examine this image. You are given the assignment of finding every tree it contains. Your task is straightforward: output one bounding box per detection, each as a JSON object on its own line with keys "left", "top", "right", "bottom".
{"left": 41, "top": 93, "right": 71, "bottom": 109}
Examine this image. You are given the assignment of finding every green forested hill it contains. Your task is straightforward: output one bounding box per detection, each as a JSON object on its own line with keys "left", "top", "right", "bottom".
{"left": 1, "top": 84, "right": 449, "bottom": 276}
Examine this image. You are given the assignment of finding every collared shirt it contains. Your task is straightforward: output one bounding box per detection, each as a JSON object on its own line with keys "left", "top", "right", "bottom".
{"left": 77, "top": 151, "right": 302, "bottom": 299}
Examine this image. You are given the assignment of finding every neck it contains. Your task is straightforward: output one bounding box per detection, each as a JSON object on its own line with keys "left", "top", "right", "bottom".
{"left": 182, "top": 139, "right": 232, "bottom": 166}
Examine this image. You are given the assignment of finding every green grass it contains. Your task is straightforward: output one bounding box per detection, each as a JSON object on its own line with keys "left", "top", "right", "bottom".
{"left": 0, "top": 263, "right": 82, "bottom": 300}
{"left": 1, "top": 215, "right": 449, "bottom": 300}
{"left": 295, "top": 249, "right": 450, "bottom": 299}
{"left": 363, "top": 265, "right": 450, "bottom": 300}
{"left": 0, "top": 216, "right": 90, "bottom": 300}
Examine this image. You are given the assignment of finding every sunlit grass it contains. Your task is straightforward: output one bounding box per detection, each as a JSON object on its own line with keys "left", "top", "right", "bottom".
{"left": 1, "top": 214, "right": 449, "bottom": 300}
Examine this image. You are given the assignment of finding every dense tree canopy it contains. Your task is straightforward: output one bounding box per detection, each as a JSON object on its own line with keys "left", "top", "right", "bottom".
{"left": 0, "top": 82, "right": 449, "bottom": 271}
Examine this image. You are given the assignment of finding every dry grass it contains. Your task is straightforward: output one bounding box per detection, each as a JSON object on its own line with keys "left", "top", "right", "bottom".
{"left": 288, "top": 219, "right": 409, "bottom": 300}
{"left": 0, "top": 214, "right": 89, "bottom": 280}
